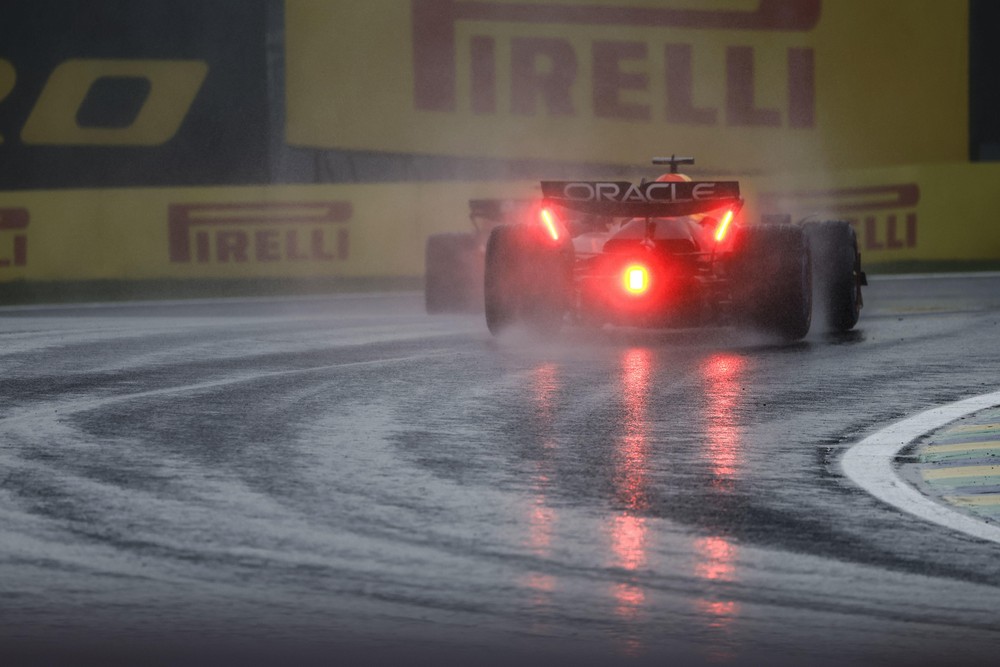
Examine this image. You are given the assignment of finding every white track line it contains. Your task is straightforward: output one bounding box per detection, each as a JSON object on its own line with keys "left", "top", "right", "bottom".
{"left": 868, "top": 271, "right": 1000, "bottom": 281}
{"left": 869, "top": 271, "right": 1000, "bottom": 281}
{"left": 841, "top": 390, "right": 1000, "bottom": 543}
{"left": 0, "top": 291, "right": 422, "bottom": 313}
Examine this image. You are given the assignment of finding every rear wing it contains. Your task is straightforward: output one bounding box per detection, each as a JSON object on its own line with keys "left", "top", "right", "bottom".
{"left": 541, "top": 180, "right": 740, "bottom": 218}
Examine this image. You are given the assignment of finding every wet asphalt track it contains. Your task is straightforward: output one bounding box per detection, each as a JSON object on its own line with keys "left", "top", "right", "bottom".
{"left": 1, "top": 275, "right": 1000, "bottom": 666}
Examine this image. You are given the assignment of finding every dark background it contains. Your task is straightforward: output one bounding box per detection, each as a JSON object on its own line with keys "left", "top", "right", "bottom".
{"left": 0, "top": 0, "right": 270, "bottom": 189}
{"left": 969, "top": 0, "right": 1000, "bottom": 160}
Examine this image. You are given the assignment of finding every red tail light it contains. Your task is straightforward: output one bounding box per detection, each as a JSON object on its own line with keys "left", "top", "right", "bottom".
{"left": 623, "top": 264, "right": 650, "bottom": 295}
{"left": 714, "top": 209, "right": 734, "bottom": 243}
{"left": 540, "top": 208, "right": 561, "bottom": 242}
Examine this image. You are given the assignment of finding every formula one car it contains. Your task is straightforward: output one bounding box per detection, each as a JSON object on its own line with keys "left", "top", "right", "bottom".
{"left": 425, "top": 198, "right": 539, "bottom": 313}
{"left": 483, "top": 157, "right": 866, "bottom": 340}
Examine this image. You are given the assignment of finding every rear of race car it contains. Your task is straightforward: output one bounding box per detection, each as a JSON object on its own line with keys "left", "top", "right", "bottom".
{"left": 543, "top": 177, "right": 743, "bottom": 329}
{"left": 484, "top": 205, "right": 575, "bottom": 335}
{"left": 575, "top": 219, "right": 714, "bottom": 328}
{"left": 482, "top": 157, "right": 864, "bottom": 340}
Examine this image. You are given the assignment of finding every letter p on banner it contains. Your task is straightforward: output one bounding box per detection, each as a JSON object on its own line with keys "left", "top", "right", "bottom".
{"left": 21, "top": 59, "right": 208, "bottom": 146}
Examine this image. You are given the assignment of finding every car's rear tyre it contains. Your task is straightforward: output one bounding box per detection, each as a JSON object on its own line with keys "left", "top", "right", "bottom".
{"left": 484, "top": 224, "right": 572, "bottom": 335}
{"left": 733, "top": 224, "right": 812, "bottom": 341}
{"left": 425, "top": 233, "right": 481, "bottom": 314}
{"left": 804, "top": 220, "right": 862, "bottom": 332}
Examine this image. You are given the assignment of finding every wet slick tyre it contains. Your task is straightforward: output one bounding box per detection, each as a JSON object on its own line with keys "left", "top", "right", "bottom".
{"left": 484, "top": 224, "right": 572, "bottom": 335}
{"left": 425, "top": 233, "right": 481, "bottom": 313}
{"left": 734, "top": 224, "right": 812, "bottom": 341}
{"left": 804, "top": 220, "right": 862, "bottom": 332}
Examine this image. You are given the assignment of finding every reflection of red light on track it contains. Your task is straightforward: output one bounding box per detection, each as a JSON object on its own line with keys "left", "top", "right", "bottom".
{"left": 622, "top": 348, "right": 651, "bottom": 407}
{"left": 694, "top": 599, "right": 740, "bottom": 630}
{"left": 618, "top": 348, "right": 651, "bottom": 509}
{"left": 529, "top": 495, "right": 555, "bottom": 552}
{"left": 524, "top": 363, "right": 561, "bottom": 604}
{"left": 532, "top": 362, "right": 558, "bottom": 425}
{"left": 614, "top": 582, "right": 646, "bottom": 617}
{"left": 522, "top": 572, "right": 556, "bottom": 594}
{"left": 692, "top": 357, "right": 745, "bottom": 661}
{"left": 611, "top": 513, "right": 647, "bottom": 572}
{"left": 694, "top": 536, "right": 737, "bottom": 581}
{"left": 693, "top": 534, "right": 741, "bottom": 656}
{"left": 701, "top": 354, "right": 747, "bottom": 483}
{"left": 608, "top": 348, "right": 653, "bottom": 653}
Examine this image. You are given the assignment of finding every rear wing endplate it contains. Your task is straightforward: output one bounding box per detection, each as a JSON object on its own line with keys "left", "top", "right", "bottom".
{"left": 541, "top": 180, "right": 741, "bottom": 218}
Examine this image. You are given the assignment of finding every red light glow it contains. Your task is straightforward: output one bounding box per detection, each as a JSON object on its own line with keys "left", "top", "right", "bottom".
{"left": 611, "top": 513, "right": 647, "bottom": 572}
{"left": 623, "top": 264, "right": 650, "bottom": 295}
{"left": 616, "top": 348, "right": 651, "bottom": 510}
{"left": 693, "top": 534, "right": 741, "bottom": 659}
{"left": 522, "top": 363, "right": 560, "bottom": 605}
{"left": 701, "top": 354, "right": 747, "bottom": 486}
{"left": 714, "top": 209, "right": 734, "bottom": 243}
{"left": 540, "top": 208, "right": 560, "bottom": 242}
{"left": 694, "top": 536, "right": 737, "bottom": 582}
{"left": 614, "top": 582, "right": 646, "bottom": 619}
{"left": 609, "top": 348, "right": 653, "bottom": 656}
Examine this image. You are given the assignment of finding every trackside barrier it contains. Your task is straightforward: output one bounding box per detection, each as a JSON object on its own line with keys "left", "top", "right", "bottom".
{"left": 0, "top": 181, "right": 535, "bottom": 283}
{"left": 284, "top": 0, "right": 967, "bottom": 173}
{"left": 0, "top": 163, "right": 998, "bottom": 285}
{"left": 746, "top": 163, "right": 1000, "bottom": 263}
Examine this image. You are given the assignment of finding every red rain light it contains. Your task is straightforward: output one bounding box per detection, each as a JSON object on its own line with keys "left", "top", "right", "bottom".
{"left": 623, "top": 264, "right": 650, "bottom": 295}
{"left": 540, "top": 208, "right": 560, "bottom": 242}
{"left": 714, "top": 209, "right": 734, "bottom": 243}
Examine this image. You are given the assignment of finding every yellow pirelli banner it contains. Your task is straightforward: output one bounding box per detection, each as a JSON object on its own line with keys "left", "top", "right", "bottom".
{"left": 746, "top": 164, "right": 1000, "bottom": 263}
{"left": 0, "top": 181, "right": 536, "bottom": 282}
{"left": 0, "top": 163, "right": 998, "bottom": 285}
{"left": 285, "top": 0, "right": 968, "bottom": 173}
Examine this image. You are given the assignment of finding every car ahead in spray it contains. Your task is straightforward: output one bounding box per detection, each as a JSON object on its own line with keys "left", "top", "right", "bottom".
{"left": 424, "top": 198, "right": 540, "bottom": 313}
{"left": 483, "top": 157, "right": 866, "bottom": 340}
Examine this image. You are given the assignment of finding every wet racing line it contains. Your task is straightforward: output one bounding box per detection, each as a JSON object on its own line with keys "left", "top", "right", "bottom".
{"left": 842, "top": 389, "right": 1000, "bottom": 544}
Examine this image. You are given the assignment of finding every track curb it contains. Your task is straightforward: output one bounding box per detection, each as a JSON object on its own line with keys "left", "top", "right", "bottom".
{"left": 841, "top": 390, "right": 1000, "bottom": 544}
